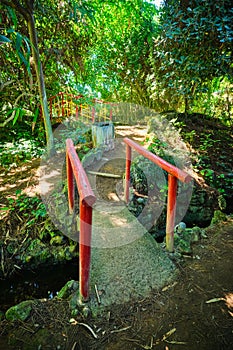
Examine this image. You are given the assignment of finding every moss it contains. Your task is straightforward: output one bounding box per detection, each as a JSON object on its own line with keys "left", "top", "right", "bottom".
{"left": 21, "top": 238, "right": 51, "bottom": 265}
{"left": 211, "top": 210, "right": 228, "bottom": 225}
{"left": 5, "top": 300, "right": 34, "bottom": 321}
{"left": 50, "top": 235, "right": 63, "bottom": 245}
{"left": 57, "top": 280, "right": 79, "bottom": 299}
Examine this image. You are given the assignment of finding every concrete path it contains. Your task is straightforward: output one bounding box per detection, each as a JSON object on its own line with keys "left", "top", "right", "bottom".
{"left": 90, "top": 201, "right": 175, "bottom": 309}
{"left": 85, "top": 134, "right": 176, "bottom": 309}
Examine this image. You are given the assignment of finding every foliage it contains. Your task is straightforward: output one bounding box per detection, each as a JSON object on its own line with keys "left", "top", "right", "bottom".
{"left": 171, "top": 112, "right": 233, "bottom": 206}
{"left": 1, "top": 0, "right": 158, "bottom": 115}
{"left": 1, "top": 0, "right": 233, "bottom": 150}
{"left": 53, "top": 119, "right": 92, "bottom": 150}
{"left": 0, "top": 137, "right": 44, "bottom": 170}
{"left": 0, "top": 0, "right": 55, "bottom": 153}
{"left": 31, "top": 0, "right": 97, "bottom": 95}
{"left": 86, "top": 0, "right": 159, "bottom": 104}
{"left": 0, "top": 190, "right": 64, "bottom": 243}
{"left": 0, "top": 0, "right": 97, "bottom": 150}
{"left": 149, "top": 0, "right": 233, "bottom": 115}
{"left": 131, "top": 156, "right": 166, "bottom": 196}
{"left": 1, "top": 190, "right": 46, "bottom": 219}
{"left": 147, "top": 136, "right": 176, "bottom": 165}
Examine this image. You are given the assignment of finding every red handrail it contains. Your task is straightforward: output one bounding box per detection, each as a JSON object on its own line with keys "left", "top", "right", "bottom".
{"left": 123, "top": 137, "right": 192, "bottom": 252}
{"left": 66, "top": 138, "right": 96, "bottom": 301}
{"left": 47, "top": 92, "right": 114, "bottom": 123}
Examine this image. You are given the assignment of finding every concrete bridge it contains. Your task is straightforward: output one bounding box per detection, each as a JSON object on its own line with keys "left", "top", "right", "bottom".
{"left": 65, "top": 135, "right": 192, "bottom": 310}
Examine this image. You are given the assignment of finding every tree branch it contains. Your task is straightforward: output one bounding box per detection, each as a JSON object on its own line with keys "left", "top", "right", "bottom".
{"left": 0, "top": 92, "right": 34, "bottom": 127}
{"left": 1, "top": 0, "right": 29, "bottom": 20}
{"left": 0, "top": 80, "right": 14, "bottom": 92}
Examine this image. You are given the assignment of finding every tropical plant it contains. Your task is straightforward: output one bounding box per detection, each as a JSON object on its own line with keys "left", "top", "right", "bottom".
{"left": 0, "top": 0, "right": 97, "bottom": 152}
{"left": 1, "top": 0, "right": 55, "bottom": 154}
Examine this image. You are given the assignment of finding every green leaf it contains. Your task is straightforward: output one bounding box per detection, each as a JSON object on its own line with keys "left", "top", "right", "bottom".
{"left": 0, "top": 34, "right": 11, "bottom": 43}
{"left": 32, "top": 107, "right": 40, "bottom": 132}
{"left": 15, "top": 189, "right": 22, "bottom": 196}
{"left": 12, "top": 108, "right": 20, "bottom": 125}
{"left": 23, "top": 36, "right": 31, "bottom": 55}
{"left": 17, "top": 51, "right": 31, "bottom": 73}
{"left": 16, "top": 32, "right": 22, "bottom": 52}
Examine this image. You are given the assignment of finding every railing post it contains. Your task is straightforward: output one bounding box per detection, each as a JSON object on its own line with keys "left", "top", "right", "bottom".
{"left": 66, "top": 154, "right": 74, "bottom": 213}
{"left": 92, "top": 107, "right": 95, "bottom": 123}
{"left": 79, "top": 201, "right": 92, "bottom": 302}
{"left": 124, "top": 144, "right": 132, "bottom": 203}
{"left": 49, "top": 97, "right": 53, "bottom": 120}
{"left": 166, "top": 174, "right": 178, "bottom": 252}
{"left": 66, "top": 138, "right": 96, "bottom": 302}
{"left": 62, "top": 92, "right": 65, "bottom": 117}
{"left": 75, "top": 104, "right": 79, "bottom": 120}
{"left": 110, "top": 106, "right": 112, "bottom": 121}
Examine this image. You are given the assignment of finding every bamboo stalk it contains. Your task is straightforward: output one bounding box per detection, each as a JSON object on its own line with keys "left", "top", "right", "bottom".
{"left": 87, "top": 170, "right": 121, "bottom": 178}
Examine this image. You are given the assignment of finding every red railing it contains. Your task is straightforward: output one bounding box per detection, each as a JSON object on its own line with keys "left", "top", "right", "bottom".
{"left": 65, "top": 136, "right": 192, "bottom": 299}
{"left": 48, "top": 92, "right": 83, "bottom": 122}
{"left": 123, "top": 137, "right": 192, "bottom": 253}
{"left": 66, "top": 138, "right": 96, "bottom": 301}
{"left": 48, "top": 92, "right": 113, "bottom": 123}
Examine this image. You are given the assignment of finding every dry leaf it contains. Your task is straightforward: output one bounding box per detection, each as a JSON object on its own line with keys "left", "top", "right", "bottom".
{"left": 161, "top": 328, "right": 176, "bottom": 341}
{"left": 206, "top": 297, "right": 224, "bottom": 304}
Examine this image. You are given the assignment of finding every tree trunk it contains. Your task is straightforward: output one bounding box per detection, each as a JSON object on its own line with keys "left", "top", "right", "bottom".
{"left": 184, "top": 96, "right": 189, "bottom": 114}
{"left": 1, "top": 0, "right": 55, "bottom": 155}
{"left": 27, "top": 12, "right": 54, "bottom": 155}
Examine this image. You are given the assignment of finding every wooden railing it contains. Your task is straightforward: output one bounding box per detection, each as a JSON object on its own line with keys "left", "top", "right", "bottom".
{"left": 65, "top": 136, "right": 192, "bottom": 300}
{"left": 123, "top": 137, "right": 192, "bottom": 253}
{"left": 66, "top": 138, "right": 96, "bottom": 301}
{"left": 48, "top": 92, "right": 113, "bottom": 124}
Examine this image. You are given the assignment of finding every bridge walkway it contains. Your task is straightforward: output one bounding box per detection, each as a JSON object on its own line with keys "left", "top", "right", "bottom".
{"left": 82, "top": 133, "right": 176, "bottom": 309}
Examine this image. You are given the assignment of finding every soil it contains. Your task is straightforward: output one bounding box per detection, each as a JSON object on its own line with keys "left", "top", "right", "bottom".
{"left": 0, "top": 122, "right": 233, "bottom": 349}
{"left": 0, "top": 157, "right": 41, "bottom": 205}
{"left": 0, "top": 220, "right": 232, "bottom": 350}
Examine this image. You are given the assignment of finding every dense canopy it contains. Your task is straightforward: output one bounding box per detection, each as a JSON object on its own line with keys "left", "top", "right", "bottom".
{"left": 0, "top": 0, "right": 232, "bottom": 142}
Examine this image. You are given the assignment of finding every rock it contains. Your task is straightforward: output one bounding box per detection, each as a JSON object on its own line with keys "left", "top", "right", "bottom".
{"left": 82, "top": 150, "right": 96, "bottom": 168}
{"left": 5, "top": 300, "right": 34, "bottom": 321}
{"left": 183, "top": 183, "right": 216, "bottom": 226}
{"left": 82, "top": 305, "right": 91, "bottom": 318}
{"left": 130, "top": 156, "right": 166, "bottom": 195}
{"left": 22, "top": 238, "right": 51, "bottom": 266}
{"left": 82, "top": 147, "right": 104, "bottom": 168}
{"left": 191, "top": 226, "right": 207, "bottom": 241}
{"left": 95, "top": 148, "right": 103, "bottom": 161}
{"left": 69, "top": 293, "right": 79, "bottom": 310}
{"left": 129, "top": 161, "right": 216, "bottom": 230}
{"left": 174, "top": 225, "right": 206, "bottom": 255}
{"left": 137, "top": 197, "right": 145, "bottom": 204}
{"left": 175, "top": 222, "right": 186, "bottom": 233}
{"left": 218, "top": 195, "right": 227, "bottom": 211}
